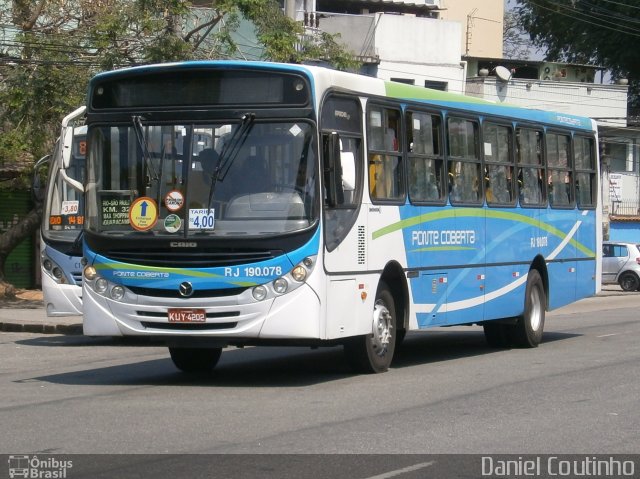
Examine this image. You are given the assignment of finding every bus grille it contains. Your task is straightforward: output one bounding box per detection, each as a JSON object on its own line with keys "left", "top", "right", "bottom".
{"left": 103, "top": 250, "right": 279, "bottom": 268}
{"left": 71, "top": 272, "right": 83, "bottom": 286}
{"left": 128, "top": 286, "right": 247, "bottom": 299}
{"left": 140, "top": 321, "right": 237, "bottom": 331}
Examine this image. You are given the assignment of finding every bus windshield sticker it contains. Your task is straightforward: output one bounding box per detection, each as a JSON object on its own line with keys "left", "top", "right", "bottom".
{"left": 289, "top": 124, "right": 302, "bottom": 136}
{"left": 164, "top": 190, "right": 184, "bottom": 212}
{"left": 164, "top": 214, "right": 182, "bottom": 233}
{"left": 61, "top": 200, "right": 79, "bottom": 215}
{"left": 100, "top": 194, "right": 132, "bottom": 228}
{"left": 189, "top": 208, "right": 215, "bottom": 230}
{"left": 128, "top": 196, "right": 158, "bottom": 232}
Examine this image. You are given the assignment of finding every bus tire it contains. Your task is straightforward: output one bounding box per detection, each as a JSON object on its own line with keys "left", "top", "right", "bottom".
{"left": 169, "top": 347, "right": 222, "bottom": 373}
{"left": 483, "top": 322, "right": 511, "bottom": 348}
{"left": 510, "top": 269, "right": 545, "bottom": 348}
{"left": 344, "top": 282, "right": 396, "bottom": 373}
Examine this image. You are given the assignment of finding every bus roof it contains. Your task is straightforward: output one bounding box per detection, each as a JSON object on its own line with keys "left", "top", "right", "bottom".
{"left": 89, "top": 60, "right": 596, "bottom": 132}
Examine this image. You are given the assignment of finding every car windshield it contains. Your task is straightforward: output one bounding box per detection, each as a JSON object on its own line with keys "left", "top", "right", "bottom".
{"left": 85, "top": 121, "right": 318, "bottom": 237}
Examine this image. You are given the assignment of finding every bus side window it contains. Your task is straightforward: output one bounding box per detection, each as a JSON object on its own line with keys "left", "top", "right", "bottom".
{"left": 483, "top": 122, "right": 515, "bottom": 206}
{"left": 407, "top": 111, "right": 444, "bottom": 203}
{"left": 447, "top": 117, "right": 481, "bottom": 204}
{"left": 574, "top": 136, "right": 596, "bottom": 208}
{"left": 516, "top": 128, "right": 545, "bottom": 206}
{"left": 367, "top": 106, "right": 404, "bottom": 201}
{"left": 547, "top": 132, "right": 573, "bottom": 208}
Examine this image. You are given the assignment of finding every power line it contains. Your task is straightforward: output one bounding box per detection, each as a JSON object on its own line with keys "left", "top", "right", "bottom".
{"left": 529, "top": 0, "right": 640, "bottom": 37}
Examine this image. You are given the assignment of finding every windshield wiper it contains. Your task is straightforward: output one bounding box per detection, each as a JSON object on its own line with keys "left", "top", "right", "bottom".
{"left": 132, "top": 115, "right": 158, "bottom": 186}
{"left": 68, "top": 229, "right": 83, "bottom": 256}
{"left": 206, "top": 113, "right": 255, "bottom": 209}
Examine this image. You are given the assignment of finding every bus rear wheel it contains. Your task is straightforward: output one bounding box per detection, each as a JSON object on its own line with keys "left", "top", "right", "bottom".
{"left": 169, "top": 347, "right": 222, "bottom": 373}
{"left": 510, "top": 269, "right": 545, "bottom": 348}
{"left": 344, "top": 282, "right": 396, "bottom": 374}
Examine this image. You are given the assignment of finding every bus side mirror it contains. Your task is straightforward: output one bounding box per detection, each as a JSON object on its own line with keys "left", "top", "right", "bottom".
{"left": 323, "top": 132, "right": 344, "bottom": 207}
{"left": 32, "top": 154, "right": 51, "bottom": 203}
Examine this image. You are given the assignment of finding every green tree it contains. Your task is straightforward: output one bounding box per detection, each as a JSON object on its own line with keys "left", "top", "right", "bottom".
{"left": 503, "top": 9, "right": 534, "bottom": 60}
{"left": 0, "top": 0, "right": 357, "bottom": 295}
{"left": 513, "top": 0, "right": 640, "bottom": 105}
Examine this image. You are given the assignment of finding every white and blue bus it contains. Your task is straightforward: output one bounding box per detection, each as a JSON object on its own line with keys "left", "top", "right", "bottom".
{"left": 38, "top": 106, "right": 86, "bottom": 316}
{"left": 81, "top": 61, "right": 600, "bottom": 373}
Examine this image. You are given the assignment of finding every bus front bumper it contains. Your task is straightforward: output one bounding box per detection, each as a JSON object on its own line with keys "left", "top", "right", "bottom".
{"left": 82, "top": 283, "right": 321, "bottom": 340}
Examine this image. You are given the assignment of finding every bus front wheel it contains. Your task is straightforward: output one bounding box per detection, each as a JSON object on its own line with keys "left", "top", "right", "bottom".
{"left": 510, "top": 269, "right": 545, "bottom": 348}
{"left": 344, "top": 282, "right": 396, "bottom": 373}
{"left": 169, "top": 347, "right": 222, "bottom": 373}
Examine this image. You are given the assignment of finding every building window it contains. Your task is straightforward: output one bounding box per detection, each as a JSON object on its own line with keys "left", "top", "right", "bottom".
{"left": 391, "top": 78, "right": 415, "bottom": 85}
{"left": 424, "top": 80, "right": 447, "bottom": 91}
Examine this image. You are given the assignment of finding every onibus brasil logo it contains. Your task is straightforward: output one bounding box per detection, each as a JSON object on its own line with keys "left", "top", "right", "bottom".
{"left": 8, "top": 455, "right": 72, "bottom": 478}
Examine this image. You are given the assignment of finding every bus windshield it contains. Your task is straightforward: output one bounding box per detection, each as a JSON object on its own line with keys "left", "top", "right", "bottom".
{"left": 85, "top": 120, "right": 318, "bottom": 237}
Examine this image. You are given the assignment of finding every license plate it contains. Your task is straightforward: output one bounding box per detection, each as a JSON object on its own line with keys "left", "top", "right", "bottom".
{"left": 168, "top": 308, "right": 206, "bottom": 322}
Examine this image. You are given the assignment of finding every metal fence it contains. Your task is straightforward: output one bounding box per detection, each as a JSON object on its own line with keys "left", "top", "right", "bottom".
{"left": 610, "top": 200, "right": 640, "bottom": 216}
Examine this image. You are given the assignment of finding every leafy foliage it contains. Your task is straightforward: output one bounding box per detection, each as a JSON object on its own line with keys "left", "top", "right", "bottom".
{"left": 0, "top": 0, "right": 357, "bottom": 287}
{"left": 0, "top": 0, "right": 358, "bottom": 171}
{"left": 514, "top": 0, "right": 640, "bottom": 107}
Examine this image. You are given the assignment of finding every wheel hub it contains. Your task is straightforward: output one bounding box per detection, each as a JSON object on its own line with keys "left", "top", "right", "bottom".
{"left": 371, "top": 300, "right": 393, "bottom": 357}
{"left": 529, "top": 287, "right": 542, "bottom": 331}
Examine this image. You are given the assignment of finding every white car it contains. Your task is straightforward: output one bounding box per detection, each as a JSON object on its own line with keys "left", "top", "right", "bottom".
{"left": 602, "top": 241, "right": 640, "bottom": 291}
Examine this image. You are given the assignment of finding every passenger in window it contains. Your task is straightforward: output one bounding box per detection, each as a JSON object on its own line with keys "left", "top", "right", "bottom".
{"left": 425, "top": 171, "right": 440, "bottom": 201}
{"left": 520, "top": 168, "right": 542, "bottom": 204}
{"left": 486, "top": 167, "right": 510, "bottom": 204}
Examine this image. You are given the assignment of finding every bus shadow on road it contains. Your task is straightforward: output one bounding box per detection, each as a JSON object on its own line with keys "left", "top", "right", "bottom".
{"left": 21, "top": 344, "right": 354, "bottom": 388}
{"left": 17, "top": 328, "right": 580, "bottom": 387}
{"left": 391, "top": 328, "right": 581, "bottom": 368}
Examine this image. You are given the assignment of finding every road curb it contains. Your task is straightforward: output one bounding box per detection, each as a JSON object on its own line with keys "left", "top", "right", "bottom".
{"left": 0, "top": 321, "right": 82, "bottom": 335}
{"left": 0, "top": 289, "right": 632, "bottom": 336}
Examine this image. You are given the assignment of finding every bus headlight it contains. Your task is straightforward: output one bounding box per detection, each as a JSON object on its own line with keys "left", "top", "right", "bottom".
{"left": 111, "top": 285, "right": 125, "bottom": 301}
{"left": 291, "top": 265, "right": 306, "bottom": 282}
{"left": 41, "top": 254, "right": 67, "bottom": 284}
{"left": 51, "top": 266, "right": 64, "bottom": 281}
{"left": 95, "top": 277, "right": 109, "bottom": 294}
{"left": 273, "top": 277, "right": 288, "bottom": 294}
{"left": 84, "top": 266, "right": 98, "bottom": 281}
{"left": 252, "top": 285, "right": 267, "bottom": 301}
{"left": 249, "top": 255, "right": 316, "bottom": 301}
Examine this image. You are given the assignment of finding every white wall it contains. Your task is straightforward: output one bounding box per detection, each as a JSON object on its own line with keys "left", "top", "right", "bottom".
{"left": 321, "top": 13, "right": 465, "bottom": 92}
{"left": 466, "top": 77, "right": 629, "bottom": 128}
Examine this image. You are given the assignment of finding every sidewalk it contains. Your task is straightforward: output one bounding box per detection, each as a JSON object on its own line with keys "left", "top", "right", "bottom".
{"left": 0, "top": 289, "right": 81, "bottom": 335}
{"left": 0, "top": 285, "right": 633, "bottom": 336}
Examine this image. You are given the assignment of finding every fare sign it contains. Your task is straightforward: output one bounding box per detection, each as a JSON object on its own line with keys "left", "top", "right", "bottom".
{"left": 168, "top": 308, "right": 206, "bottom": 322}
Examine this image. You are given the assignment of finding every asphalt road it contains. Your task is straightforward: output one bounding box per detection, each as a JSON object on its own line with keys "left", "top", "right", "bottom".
{"left": 0, "top": 293, "right": 638, "bottom": 461}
